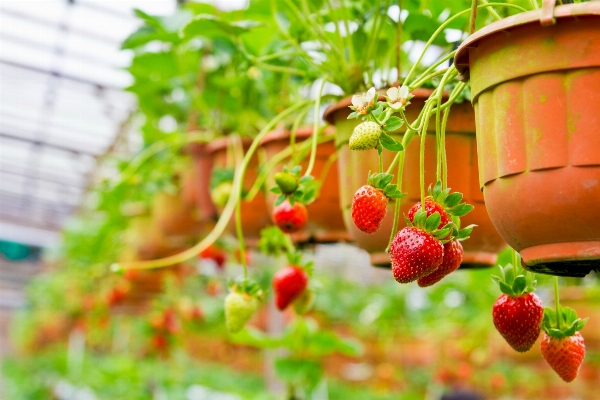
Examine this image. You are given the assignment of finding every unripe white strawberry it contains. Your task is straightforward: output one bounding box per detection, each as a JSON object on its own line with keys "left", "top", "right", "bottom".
{"left": 224, "top": 291, "right": 259, "bottom": 333}
{"left": 349, "top": 121, "right": 382, "bottom": 150}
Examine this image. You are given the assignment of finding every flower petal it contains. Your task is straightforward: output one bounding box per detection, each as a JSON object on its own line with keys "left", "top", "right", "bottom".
{"left": 399, "top": 85, "right": 409, "bottom": 99}
{"left": 386, "top": 87, "right": 399, "bottom": 100}
{"left": 352, "top": 94, "right": 365, "bottom": 107}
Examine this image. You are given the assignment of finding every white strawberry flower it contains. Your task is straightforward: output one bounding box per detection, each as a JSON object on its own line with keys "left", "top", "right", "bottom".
{"left": 386, "top": 85, "right": 410, "bottom": 110}
{"left": 351, "top": 87, "right": 377, "bottom": 114}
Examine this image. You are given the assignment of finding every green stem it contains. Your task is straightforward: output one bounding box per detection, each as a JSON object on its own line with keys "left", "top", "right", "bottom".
{"left": 528, "top": 0, "right": 539, "bottom": 10}
{"left": 290, "top": 105, "right": 311, "bottom": 166}
{"left": 379, "top": 149, "right": 383, "bottom": 174}
{"left": 403, "top": 3, "right": 527, "bottom": 86}
{"left": 386, "top": 150, "right": 405, "bottom": 252}
{"left": 440, "top": 108, "right": 450, "bottom": 189}
{"left": 254, "top": 50, "right": 303, "bottom": 63}
{"left": 419, "top": 102, "right": 435, "bottom": 210}
{"left": 235, "top": 195, "right": 248, "bottom": 280}
{"left": 112, "top": 100, "right": 313, "bottom": 271}
{"left": 396, "top": 0, "right": 403, "bottom": 78}
{"left": 409, "top": 51, "right": 456, "bottom": 89}
{"left": 470, "top": 0, "right": 478, "bottom": 34}
{"left": 480, "top": 0, "right": 503, "bottom": 19}
{"left": 554, "top": 276, "right": 562, "bottom": 330}
{"left": 305, "top": 78, "right": 328, "bottom": 177}
{"left": 410, "top": 68, "right": 450, "bottom": 89}
{"left": 512, "top": 247, "right": 519, "bottom": 267}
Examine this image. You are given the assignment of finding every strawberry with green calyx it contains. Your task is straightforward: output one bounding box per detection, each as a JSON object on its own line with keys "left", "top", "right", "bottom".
{"left": 270, "top": 165, "right": 318, "bottom": 211}
{"left": 224, "top": 279, "right": 263, "bottom": 333}
{"left": 351, "top": 172, "right": 405, "bottom": 234}
{"left": 407, "top": 181, "right": 475, "bottom": 236}
{"left": 273, "top": 251, "right": 312, "bottom": 311}
{"left": 541, "top": 305, "right": 588, "bottom": 382}
{"left": 491, "top": 264, "right": 544, "bottom": 352}
{"left": 391, "top": 208, "right": 452, "bottom": 283}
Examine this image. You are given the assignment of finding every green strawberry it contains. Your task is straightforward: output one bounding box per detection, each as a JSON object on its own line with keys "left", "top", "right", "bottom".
{"left": 293, "top": 288, "right": 315, "bottom": 315}
{"left": 349, "top": 121, "right": 382, "bottom": 150}
{"left": 224, "top": 291, "right": 259, "bottom": 333}
{"left": 211, "top": 181, "right": 233, "bottom": 207}
{"left": 274, "top": 171, "right": 298, "bottom": 195}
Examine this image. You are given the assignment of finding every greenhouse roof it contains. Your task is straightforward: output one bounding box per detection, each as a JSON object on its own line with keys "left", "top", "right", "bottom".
{"left": 0, "top": 1, "right": 245, "bottom": 247}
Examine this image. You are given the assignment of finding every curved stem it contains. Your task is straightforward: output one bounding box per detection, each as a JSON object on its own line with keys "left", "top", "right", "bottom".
{"left": 419, "top": 102, "right": 435, "bottom": 209}
{"left": 290, "top": 105, "right": 311, "bottom": 166}
{"left": 408, "top": 51, "right": 456, "bottom": 89}
{"left": 440, "top": 108, "right": 450, "bottom": 190}
{"left": 403, "top": 3, "right": 527, "bottom": 86}
{"left": 112, "top": 100, "right": 313, "bottom": 271}
{"left": 235, "top": 199, "right": 248, "bottom": 281}
{"left": 470, "top": 0, "right": 479, "bottom": 35}
{"left": 386, "top": 150, "right": 405, "bottom": 253}
{"left": 305, "top": 78, "right": 328, "bottom": 177}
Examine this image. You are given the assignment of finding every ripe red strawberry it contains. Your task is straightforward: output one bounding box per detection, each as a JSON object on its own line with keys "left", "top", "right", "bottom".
{"left": 199, "top": 244, "right": 226, "bottom": 269}
{"left": 491, "top": 263, "right": 544, "bottom": 352}
{"left": 407, "top": 198, "right": 451, "bottom": 229}
{"left": 351, "top": 172, "right": 404, "bottom": 234}
{"left": 272, "top": 199, "right": 308, "bottom": 233}
{"left": 352, "top": 185, "right": 387, "bottom": 233}
{"left": 541, "top": 332, "right": 586, "bottom": 382}
{"left": 540, "top": 305, "right": 588, "bottom": 382}
{"left": 273, "top": 265, "right": 309, "bottom": 310}
{"left": 407, "top": 182, "right": 474, "bottom": 240}
{"left": 391, "top": 226, "right": 444, "bottom": 283}
{"left": 417, "top": 240, "right": 463, "bottom": 287}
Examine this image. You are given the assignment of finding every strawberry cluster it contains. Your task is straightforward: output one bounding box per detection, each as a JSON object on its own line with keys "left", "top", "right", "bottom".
{"left": 391, "top": 183, "right": 474, "bottom": 286}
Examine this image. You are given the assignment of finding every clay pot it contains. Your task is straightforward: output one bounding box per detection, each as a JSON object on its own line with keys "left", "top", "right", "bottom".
{"left": 184, "top": 141, "right": 218, "bottom": 222}
{"left": 455, "top": 2, "right": 600, "bottom": 277}
{"left": 152, "top": 190, "right": 203, "bottom": 237}
{"left": 260, "top": 127, "right": 351, "bottom": 243}
{"left": 324, "top": 89, "right": 506, "bottom": 268}
{"left": 207, "top": 136, "right": 270, "bottom": 247}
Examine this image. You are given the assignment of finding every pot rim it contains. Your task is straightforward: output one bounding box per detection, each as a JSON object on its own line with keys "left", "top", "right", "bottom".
{"left": 206, "top": 136, "right": 254, "bottom": 154}
{"left": 260, "top": 126, "right": 335, "bottom": 146}
{"left": 454, "top": 2, "right": 600, "bottom": 79}
{"left": 322, "top": 88, "right": 438, "bottom": 125}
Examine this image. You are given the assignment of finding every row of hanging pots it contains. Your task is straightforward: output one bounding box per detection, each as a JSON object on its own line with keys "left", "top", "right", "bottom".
{"left": 454, "top": 1, "right": 600, "bottom": 277}
{"left": 324, "top": 89, "right": 507, "bottom": 269}
{"left": 204, "top": 130, "right": 351, "bottom": 246}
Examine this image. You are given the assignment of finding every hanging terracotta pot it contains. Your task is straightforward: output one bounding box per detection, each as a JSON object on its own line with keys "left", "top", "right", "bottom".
{"left": 260, "top": 127, "right": 351, "bottom": 243}
{"left": 324, "top": 89, "right": 506, "bottom": 268}
{"left": 454, "top": 2, "right": 600, "bottom": 277}
{"left": 152, "top": 190, "right": 203, "bottom": 237}
{"left": 207, "top": 136, "right": 270, "bottom": 247}
{"left": 184, "top": 141, "right": 218, "bottom": 222}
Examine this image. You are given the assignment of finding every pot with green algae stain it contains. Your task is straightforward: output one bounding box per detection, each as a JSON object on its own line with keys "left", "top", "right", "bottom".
{"left": 455, "top": 1, "right": 600, "bottom": 277}
{"left": 324, "top": 89, "right": 507, "bottom": 269}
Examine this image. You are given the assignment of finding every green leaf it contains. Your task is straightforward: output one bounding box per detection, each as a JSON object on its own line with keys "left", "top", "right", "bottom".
{"left": 378, "top": 173, "right": 393, "bottom": 188}
{"left": 291, "top": 165, "right": 302, "bottom": 176}
{"left": 383, "top": 184, "right": 397, "bottom": 196}
{"left": 450, "top": 203, "right": 474, "bottom": 217}
{"left": 413, "top": 208, "right": 427, "bottom": 227}
{"left": 380, "top": 132, "right": 404, "bottom": 151}
{"left": 425, "top": 212, "right": 441, "bottom": 232}
{"left": 347, "top": 111, "right": 360, "bottom": 119}
{"left": 498, "top": 281, "right": 513, "bottom": 296}
{"left": 274, "top": 358, "right": 323, "bottom": 390}
{"left": 371, "top": 105, "right": 384, "bottom": 118}
{"left": 383, "top": 116, "right": 403, "bottom": 132}
{"left": 274, "top": 194, "right": 286, "bottom": 207}
{"left": 181, "top": 14, "right": 263, "bottom": 40}
{"left": 512, "top": 276, "right": 527, "bottom": 295}
{"left": 444, "top": 192, "right": 463, "bottom": 207}
{"left": 270, "top": 186, "right": 282, "bottom": 194}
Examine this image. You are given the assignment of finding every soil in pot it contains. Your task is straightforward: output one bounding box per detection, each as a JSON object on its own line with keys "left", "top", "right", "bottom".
{"left": 325, "top": 89, "right": 506, "bottom": 268}
{"left": 260, "top": 127, "right": 351, "bottom": 244}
